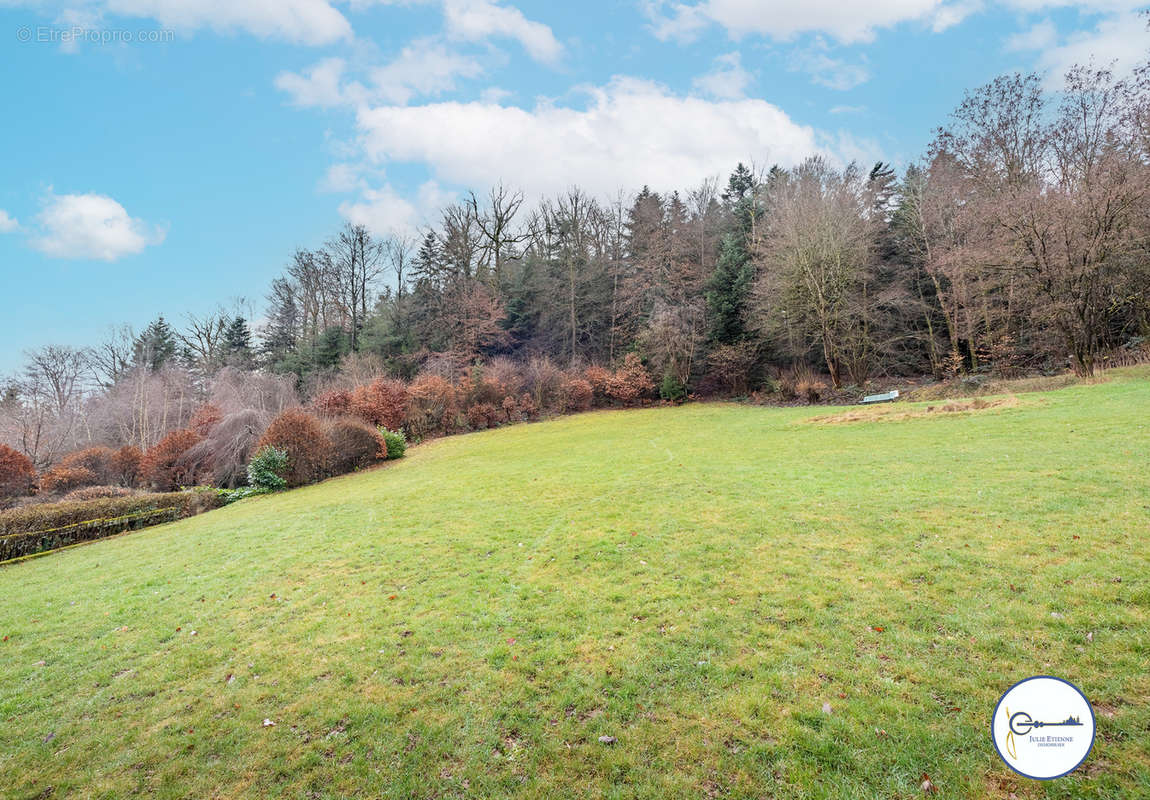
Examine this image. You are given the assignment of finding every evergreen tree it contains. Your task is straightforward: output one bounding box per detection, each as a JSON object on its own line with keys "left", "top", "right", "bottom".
{"left": 704, "top": 164, "right": 763, "bottom": 344}
{"left": 314, "top": 326, "right": 349, "bottom": 370}
{"left": 133, "top": 316, "right": 177, "bottom": 371}
{"left": 224, "top": 316, "right": 254, "bottom": 365}
{"left": 262, "top": 276, "right": 300, "bottom": 365}
{"left": 705, "top": 233, "right": 754, "bottom": 344}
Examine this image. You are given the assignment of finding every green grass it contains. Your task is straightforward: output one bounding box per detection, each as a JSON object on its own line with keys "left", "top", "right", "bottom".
{"left": 2, "top": 369, "right": 1148, "bottom": 799}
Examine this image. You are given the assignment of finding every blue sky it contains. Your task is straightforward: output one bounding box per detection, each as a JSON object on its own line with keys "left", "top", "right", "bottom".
{"left": 1, "top": 0, "right": 1147, "bottom": 374}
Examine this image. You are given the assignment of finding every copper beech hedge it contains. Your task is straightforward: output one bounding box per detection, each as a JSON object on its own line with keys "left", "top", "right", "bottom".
{"left": 0, "top": 491, "right": 222, "bottom": 562}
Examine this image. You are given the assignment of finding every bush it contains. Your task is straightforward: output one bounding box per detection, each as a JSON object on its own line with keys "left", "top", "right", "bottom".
{"left": 501, "top": 395, "right": 519, "bottom": 422}
{"left": 458, "top": 366, "right": 507, "bottom": 408}
{"left": 0, "top": 491, "right": 223, "bottom": 562}
{"left": 583, "top": 365, "right": 612, "bottom": 403}
{"left": 256, "top": 409, "right": 331, "bottom": 487}
{"left": 111, "top": 445, "right": 142, "bottom": 487}
{"left": 407, "top": 375, "right": 458, "bottom": 439}
{"left": 246, "top": 445, "right": 288, "bottom": 492}
{"left": 326, "top": 417, "right": 384, "bottom": 475}
{"left": 466, "top": 402, "right": 501, "bottom": 430}
{"left": 41, "top": 447, "right": 120, "bottom": 493}
{"left": 524, "top": 356, "right": 566, "bottom": 413}
{"left": 39, "top": 465, "right": 98, "bottom": 495}
{"left": 378, "top": 428, "right": 407, "bottom": 460}
{"left": 659, "top": 372, "right": 687, "bottom": 403}
{"left": 181, "top": 408, "right": 266, "bottom": 489}
{"left": 313, "top": 388, "right": 352, "bottom": 418}
{"left": 562, "top": 377, "right": 594, "bottom": 412}
{"left": 141, "top": 429, "right": 203, "bottom": 491}
{"left": 0, "top": 444, "right": 36, "bottom": 504}
{"left": 517, "top": 392, "right": 538, "bottom": 420}
{"left": 60, "top": 485, "right": 136, "bottom": 503}
{"left": 607, "top": 354, "right": 655, "bottom": 406}
{"left": 348, "top": 378, "right": 408, "bottom": 430}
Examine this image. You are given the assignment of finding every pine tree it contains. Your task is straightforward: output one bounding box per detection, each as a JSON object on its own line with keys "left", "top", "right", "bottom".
{"left": 224, "top": 316, "right": 253, "bottom": 365}
{"left": 704, "top": 164, "right": 762, "bottom": 344}
{"left": 705, "top": 233, "right": 754, "bottom": 344}
{"left": 134, "top": 316, "right": 177, "bottom": 371}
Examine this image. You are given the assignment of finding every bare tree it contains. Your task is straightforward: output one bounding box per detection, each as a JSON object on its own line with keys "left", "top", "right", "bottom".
{"left": 469, "top": 183, "right": 530, "bottom": 290}
{"left": 753, "top": 158, "right": 879, "bottom": 388}
{"left": 90, "top": 325, "right": 136, "bottom": 388}
{"left": 178, "top": 308, "right": 230, "bottom": 373}
{"left": 326, "top": 223, "right": 387, "bottom": 351}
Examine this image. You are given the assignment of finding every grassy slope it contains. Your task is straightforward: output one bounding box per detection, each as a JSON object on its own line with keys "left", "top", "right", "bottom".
{"left": 1, "top": 369, "right": 1148, "bottom": 800}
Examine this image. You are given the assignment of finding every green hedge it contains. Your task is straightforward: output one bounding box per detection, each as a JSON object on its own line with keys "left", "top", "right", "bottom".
{"left": 0, "top": 491, "right": 222, "bottom": 563}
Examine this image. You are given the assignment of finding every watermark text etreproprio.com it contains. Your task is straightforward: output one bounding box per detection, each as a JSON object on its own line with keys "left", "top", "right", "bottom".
{"left": 16, "top": 25, "right": 175, "bottom": 45}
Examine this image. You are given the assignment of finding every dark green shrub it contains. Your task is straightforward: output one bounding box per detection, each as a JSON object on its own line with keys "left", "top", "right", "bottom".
{"left": 379, "top": 428, "right": 407, "bottom": 460}
{"left": 247, "top": 446, "right": 288, "bottom": 492}
{"left": 659, "top": 372, "right": 687, "bottom": 403}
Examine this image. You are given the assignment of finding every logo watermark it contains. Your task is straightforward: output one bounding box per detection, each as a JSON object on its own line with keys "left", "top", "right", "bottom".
{"left": 16, "top": 26, "right": 175, "bottom": 45}
{"left": 991, "top": 676, "right": 1095, "bottom": 780}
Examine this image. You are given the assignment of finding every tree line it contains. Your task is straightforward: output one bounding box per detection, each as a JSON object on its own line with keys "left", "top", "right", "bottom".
{"left": 3, "top": 64, "right": 1149, "bottom": 471}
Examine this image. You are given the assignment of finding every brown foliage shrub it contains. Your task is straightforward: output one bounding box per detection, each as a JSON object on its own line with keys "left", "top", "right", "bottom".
{"left": 256, "top": 409, "right": 331, "bottom": 487}
{"left": 407, "top": 375, "right": 458, "bottom": 439}
{"left": 517, "top": 392, "right": 538, "bottom": 420}
{"left": 583, "top": 365, "right": 611, "bottom": 402}
{"left": 39, "top": 466, "right": 98, "bottom": 495}
{"left": 57, "top": 447, "right": 119, "bottom": 486}
{"left": 348, "top": 379, "right": 409, "bottom": 430}
{"left": 0, "top": 444, "right": 36, "bottom": 503}
{"left": 606, "top": 354, "right": 655, "bottom": 406}
{"left": 561, "top": 378, "right": 593, "bottom": 412}
{"left": 790, "top": 363, "right": 827, "bottom": 403}
{"left": 459, "top": 366, "right": 508, "bottom": 408}
{"left": 326, "top": 417, "right": 384, "bottom": 475}
{"left": 313, "top": 388, "right": 353, "bottom": 418}
{"left": 141, "top": 430, "right": 204, "bottom": 491}
{"left": 61, "top": 485, "right": 137, "bottom": 502}
{"left": 111, "top": 446, "right": 142, "bottom": 487}
{"left": 189, "top": 403, "right": 223, "bottom": 436}
{"left": 485, "top": 357, "right": 526, "bottom": 397}
{"left": 466, "top": 403, "right": 501, "bottom": 430}
{"left": 501, "top": 395, "right": 519, "bottom": 422}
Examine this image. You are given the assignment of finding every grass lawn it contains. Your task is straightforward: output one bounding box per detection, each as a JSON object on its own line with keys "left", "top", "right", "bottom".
{"left": 1, "top": 368, "right": 1148, "bottom": 799}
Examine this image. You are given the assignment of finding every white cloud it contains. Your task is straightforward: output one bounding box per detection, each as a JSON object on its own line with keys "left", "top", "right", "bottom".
{"left": 645, "top": 0, "right": 1146, "bottom": 43}
{"left": 31, "top": 192, "right": 165, "bottom": 261}
{"left": 1009, "top": 12, "right": 1149, "bottom": 85}
{"left": 276, "top": 40, "right": 485, "bottom": 108}
{"left": 0, "top": 210, "right": 18, "bottom": 233}
{"left": 351, "top": 76, "right": 829, "bottom": 200}
{"left": 790, "top": 41, "right": 871, "bottom": 90}
{"left": 646, "top": 0, "right": 954, "bottom": 44}
{"left": 442, "top": 0, "right": 563, "bottom": 63}
{"left": 369, "top": 39, "right": 485, "bottom": 103}
{"left": 692, "top": 51, "right": 753, "bottom": 99}
{"left": 480, "top": 86, "right": 513, "bottom": 103}
{"left": 94, "top": 0, "right": 350, "bottom": 44}
{"left": 338, "top": 180, "right": 456, "bottom": 235}
{"left": 1006, "top": 18, "right": 1058, "bottom": 51}
{"left": 320, "top": 163, "right": 366, "bottom": 193}
{"left": 276, "top": 57, "right": 353, "bottom": 108}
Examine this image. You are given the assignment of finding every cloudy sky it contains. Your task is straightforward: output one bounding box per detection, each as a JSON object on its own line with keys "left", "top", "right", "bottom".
{"left": 0, "top": 0, "right": 1147, "bottom": 372}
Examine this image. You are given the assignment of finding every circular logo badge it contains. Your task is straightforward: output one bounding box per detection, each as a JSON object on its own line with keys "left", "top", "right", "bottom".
{"left": 991, "top": 676, "right": 1095, "bottom": 780}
